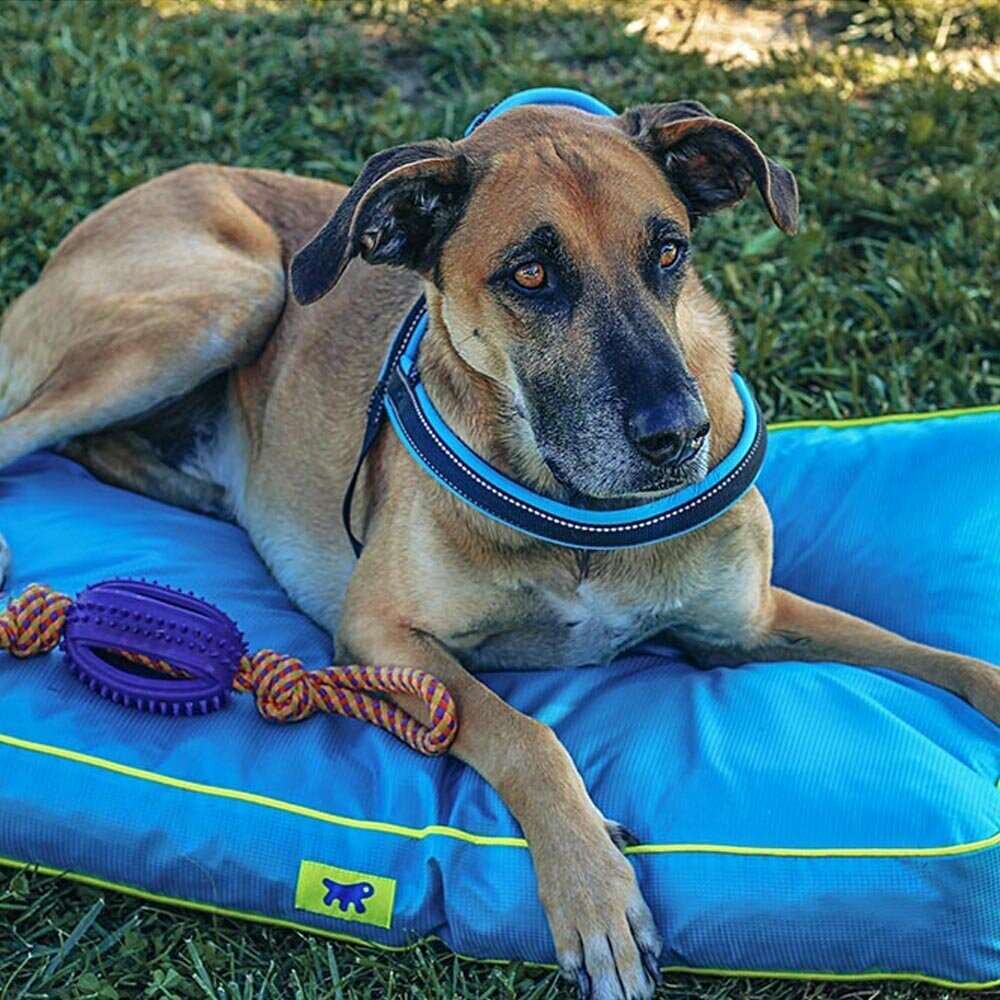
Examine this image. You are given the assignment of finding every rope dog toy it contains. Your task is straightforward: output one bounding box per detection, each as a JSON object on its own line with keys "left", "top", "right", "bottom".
{"left": 0, "top": 579, "right": 457, "bottom": 756}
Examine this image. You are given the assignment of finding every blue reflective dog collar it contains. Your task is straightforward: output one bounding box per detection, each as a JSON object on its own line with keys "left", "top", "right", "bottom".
{"left": 343, "top": 296, "right": 766, "bottom": 555}
{"left": 342, "top": 88, "right": 768, "bottom": 556}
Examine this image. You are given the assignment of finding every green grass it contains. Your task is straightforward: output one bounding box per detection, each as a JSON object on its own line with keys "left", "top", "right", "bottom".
{"left": 1, "top": 0, "right": 999, "bottom": 997}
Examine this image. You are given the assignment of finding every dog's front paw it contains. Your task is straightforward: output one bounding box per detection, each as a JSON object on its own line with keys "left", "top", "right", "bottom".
{"left": 535, "top": 824, "right": 662, "bottom": 1000}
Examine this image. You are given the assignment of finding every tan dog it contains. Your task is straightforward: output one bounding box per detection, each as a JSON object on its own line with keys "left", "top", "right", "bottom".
{"left": 2, "top": 101, "right": 998, "bottom": 1000}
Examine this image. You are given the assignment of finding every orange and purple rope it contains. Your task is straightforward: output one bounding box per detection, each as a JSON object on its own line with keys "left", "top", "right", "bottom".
{"left": 0, "top": 583, "right": 457, "bottom": 756}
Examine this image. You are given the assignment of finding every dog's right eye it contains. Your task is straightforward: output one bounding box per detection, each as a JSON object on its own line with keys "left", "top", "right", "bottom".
{"left": 511, "top": 262, "right": 547, "bottom": 291}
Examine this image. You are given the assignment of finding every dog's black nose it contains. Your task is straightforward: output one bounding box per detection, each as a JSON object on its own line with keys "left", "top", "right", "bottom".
{"left": 627, "top": 402, "right": 710, "bottom": 468}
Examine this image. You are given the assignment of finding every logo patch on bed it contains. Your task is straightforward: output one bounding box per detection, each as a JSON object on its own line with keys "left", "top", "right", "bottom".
{"left": 295, "top": 860, "right": 396, "bottom": 929}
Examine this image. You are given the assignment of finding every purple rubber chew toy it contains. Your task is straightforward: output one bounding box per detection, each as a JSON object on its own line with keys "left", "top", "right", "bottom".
{"left": 61, "top": 579, "right": 247, "bottom": 716}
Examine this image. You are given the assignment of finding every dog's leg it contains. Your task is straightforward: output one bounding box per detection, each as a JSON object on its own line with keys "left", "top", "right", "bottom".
{"left": 0, "top": 278, "right": 281, "bottom": 472}
{"left": 0, "top": 166, "right": 285, "bottom": 472}
{"left": 0, "top": 167, "right": 288, "bottom": 585}
{"left": 689, "top": 587, "right": 1000, "bottom": 725}
{"left": 337, "top": 610, "right": 662, "bottom": 1000}
{"left": 58, "top": 430, "right": 229, "bottom": 518}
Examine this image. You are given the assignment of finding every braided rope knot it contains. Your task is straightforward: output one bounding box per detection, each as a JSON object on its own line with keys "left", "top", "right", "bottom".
{"left": 235, "top": 650, "right": 458, "bottom": 755}
{"left": 0, "top": 583, "right": 72, "bottom": 657}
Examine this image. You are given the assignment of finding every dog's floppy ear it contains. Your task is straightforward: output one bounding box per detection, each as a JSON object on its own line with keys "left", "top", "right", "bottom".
{"left": 622, "top": 102, "right": 798, "bottom": 234}
{"left": 290, "top": 140, "right": 470, "bottom": 305}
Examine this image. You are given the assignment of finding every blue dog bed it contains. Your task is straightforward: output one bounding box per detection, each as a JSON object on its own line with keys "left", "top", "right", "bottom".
{"left": 1, "top": 406, "right": 999, "bottom": 987}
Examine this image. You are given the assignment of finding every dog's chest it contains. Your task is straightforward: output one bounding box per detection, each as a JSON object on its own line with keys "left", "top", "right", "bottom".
{"left": 451, "top": 578, "right": 680, "bottom": 671}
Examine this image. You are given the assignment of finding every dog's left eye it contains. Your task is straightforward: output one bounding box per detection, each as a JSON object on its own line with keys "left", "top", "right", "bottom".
{"left": 658, "top": 240, "right": 683, "bottom": 270}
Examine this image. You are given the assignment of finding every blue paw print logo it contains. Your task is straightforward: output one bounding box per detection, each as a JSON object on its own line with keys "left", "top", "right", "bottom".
{"left": 322, "top": 877, "right": 376, "bottom": 914}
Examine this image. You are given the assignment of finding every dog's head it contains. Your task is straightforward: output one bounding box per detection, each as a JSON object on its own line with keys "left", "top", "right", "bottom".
{"left": 291, "top": 101, "right": 796, "bottom": 503}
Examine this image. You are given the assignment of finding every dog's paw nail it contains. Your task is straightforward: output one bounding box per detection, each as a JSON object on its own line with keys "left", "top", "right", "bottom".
{"left": 575, "top": 967, "right": 592, "bottom": 999}
{"left": 641, "top": 946, "right": 663, "bottom": 985}
{"left": 605, "top": 820, "right": 640, "bottom": 850}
